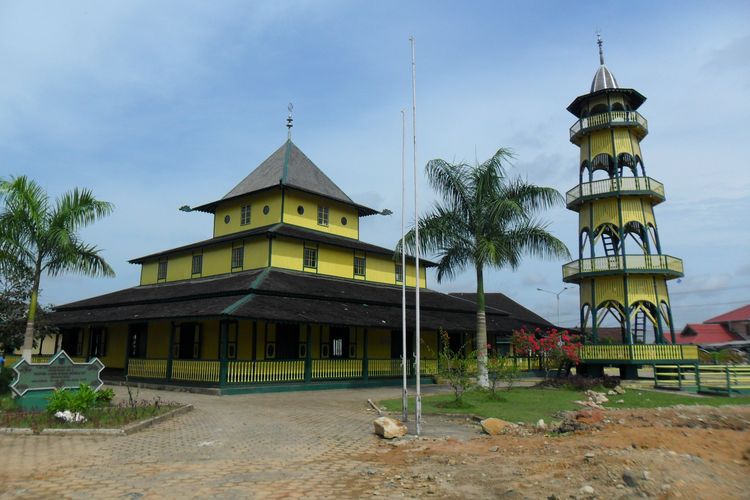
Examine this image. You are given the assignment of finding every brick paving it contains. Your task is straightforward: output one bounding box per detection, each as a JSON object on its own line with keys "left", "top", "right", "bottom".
{"left": 0, "top": 385, "right": 460, "bottom": 498}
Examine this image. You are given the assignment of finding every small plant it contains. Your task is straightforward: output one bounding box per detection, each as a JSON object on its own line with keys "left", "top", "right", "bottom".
{"left": 486, "top": 348, "right": 518, "bottom": 398}
{"left": 0, "top": 367, "right": 14, "bottom": 395}
{"left": 46, "top": 384, "right": 100, "bottom": 415}
{"left": 95, "top": 387, "right": 115, "bottom": 405}
{"left": 437, "top": 329, "right": 475, "bottom": 404}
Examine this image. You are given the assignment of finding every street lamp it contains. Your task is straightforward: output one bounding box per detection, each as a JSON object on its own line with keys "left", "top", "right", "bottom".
{"left": 537, "top": 287, "right": 569, "bottom": 326}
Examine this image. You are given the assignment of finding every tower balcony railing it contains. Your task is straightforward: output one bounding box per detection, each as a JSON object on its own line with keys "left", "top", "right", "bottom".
{"left": 569, "top": 110, "right": 648, "bottom": 143}
{"left": 566, "top": 176, "right": 665, "bottom": 209}
{"left": 562, "top": 254, "right": 684, "bottom": 282}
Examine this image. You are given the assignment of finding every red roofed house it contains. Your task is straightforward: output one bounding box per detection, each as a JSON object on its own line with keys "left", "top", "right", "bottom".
{"left": 676, "top": 304, "right": 750, "bottom": 345}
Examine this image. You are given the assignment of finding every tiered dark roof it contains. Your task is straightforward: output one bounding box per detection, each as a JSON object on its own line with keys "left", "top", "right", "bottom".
{"left": 449, "top": 292, "right": 553, "bottom": 330}
{"left": 128, "top": 222, "right": 435, "bottom": 266}
{"left": 51, "top": 268, "right": 537, "bottom": 334}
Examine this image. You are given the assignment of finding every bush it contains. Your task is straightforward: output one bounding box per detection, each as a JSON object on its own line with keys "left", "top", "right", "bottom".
{"left": 95, "top": 387, "right": 115, "bottom": 405}
{"left": 0, "top": 367, "right": 14, "bottom": 395}
{"left": 437, "top": 330, "right": 475, "bottom": 402}
{"left": 535, "top": 374, "right": 621, "bottom": 391}
{"left": 47, "top": 384, "right": 102, "bottom": 415}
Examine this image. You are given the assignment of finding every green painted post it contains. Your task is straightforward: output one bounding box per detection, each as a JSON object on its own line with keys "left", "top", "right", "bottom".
{"left": 725, "top": 365, "right": 732, "bottom": 397}
{"left": 695, "top": 364, "right": 701, "bottom": 393}
{"left": 166, "top": 322, "right": 175, "bottom": 381}
{"left": 677, "top": 364, "right": 682, "bottom": 390}
{"left": 362, "top": 328, "right": 369, "bottom": 382}
{"left": 219, "top": 321, "right": 229, "bottom": 386}
{"left": 304, "top": 325, "right": 312, "bottom": 383}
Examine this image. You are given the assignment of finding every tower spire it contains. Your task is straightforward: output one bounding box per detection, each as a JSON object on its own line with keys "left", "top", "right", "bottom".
{"left": 596, "top": 32, "right": 605, "bottom": 65}
{"left": 286, "top": 102, "right": 294, "bottom": 140}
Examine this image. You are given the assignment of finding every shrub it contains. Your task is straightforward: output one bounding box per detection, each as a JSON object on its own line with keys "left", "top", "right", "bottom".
{"left": 46, "top": 384, "right": 101, "bottom": 415}
{"left": 437, "top": 329, "right": 475, "bottom": 403}
{"left": 0, "top": 367, "right": 14, "bottom": 395}
{"left": 95, "top": 387, "right": 115, "bottom": 405}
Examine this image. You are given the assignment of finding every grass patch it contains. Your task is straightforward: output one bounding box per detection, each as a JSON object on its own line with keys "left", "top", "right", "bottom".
{"left": 0, "top": 397, "right": 180, "bottom": 430}
{"left": 379, "top": 387, "right": 750, "bottom": 423}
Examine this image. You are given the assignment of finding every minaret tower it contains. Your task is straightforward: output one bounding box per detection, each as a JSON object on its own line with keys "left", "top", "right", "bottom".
{"left": 562, "top": 36, "right": 684, "bottom": 345}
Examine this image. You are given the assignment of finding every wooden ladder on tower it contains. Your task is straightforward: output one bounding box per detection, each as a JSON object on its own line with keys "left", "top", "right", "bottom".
{"left": 632, "top": 310, "right": 646, "bottom": 343}
{"left": 602, "top": 232, "right": 619, "bottom": 269}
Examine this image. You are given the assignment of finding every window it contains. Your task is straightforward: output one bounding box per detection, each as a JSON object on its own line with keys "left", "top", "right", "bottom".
{"left": 395, "top": 263, "right": 403, "bottom": 282}
{"left": 231, "top": 246, "right": 244, "bottom": 269}
{"left": 157, "top": 260, "right": 167, "bottom": 280}
{"left": 90, "top": 327, "right": 107, "bottom": 357}
{"left": 241, "top": 204, "right": 251, "bottom": 226}
{"left": 303, "top": 247, "right": 317, "bottom": 268}
{"left": 317, "top": 206, "right": 329, "bottom": 226}
{"left": 127, "top": 323, "right": 148, "bottom": 358}
{"left": 192, "top": 254, "right": 203, "bottom": 275}
{"left": 354, "top": 256, "right": 366, "bottom": 276}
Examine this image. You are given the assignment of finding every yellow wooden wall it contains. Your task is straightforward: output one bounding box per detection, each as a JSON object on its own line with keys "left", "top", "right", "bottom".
{"left": 283, "top": 190, "right": 359, "bottom": 240}
{"left": 580, "top": 276, "right": 671, "bottom": 310}
{"left": 214, "top": 189, "right": 282, "bottom": 237}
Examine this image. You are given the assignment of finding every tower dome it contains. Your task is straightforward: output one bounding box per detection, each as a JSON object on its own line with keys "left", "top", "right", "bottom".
{"left": 590, "top": 64, "right": 618, "bottom": 92}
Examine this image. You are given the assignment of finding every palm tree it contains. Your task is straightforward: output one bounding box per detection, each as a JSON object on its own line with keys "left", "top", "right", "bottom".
{"left": 0, "top": 176, "right": 115, "bottom": 361}
{"left": 401, "top": 149, "right": 570, "bottom": 387}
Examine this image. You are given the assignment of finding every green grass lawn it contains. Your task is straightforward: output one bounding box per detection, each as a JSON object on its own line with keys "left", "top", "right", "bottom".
{"left": 379, "top": 388, "right": 750, "bottom": 423}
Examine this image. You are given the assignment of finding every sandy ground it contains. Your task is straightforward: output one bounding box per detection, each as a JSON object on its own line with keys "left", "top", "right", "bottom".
{"left": 361, "top": 405, "right": 750, "bottom": 499}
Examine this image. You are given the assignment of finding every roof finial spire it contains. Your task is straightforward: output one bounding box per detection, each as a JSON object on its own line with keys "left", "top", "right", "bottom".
{"left": 286, "top": 102, "right": 294, "bottom": 140}
{"left": 596, "top": 31, "right": 605, "bottom": 65}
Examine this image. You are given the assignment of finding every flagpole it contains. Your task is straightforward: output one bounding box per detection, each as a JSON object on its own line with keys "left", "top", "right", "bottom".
{"left": 409, "top": 35, "right": 422, "bottom": 436}
{"left": 400, "top": 109, "right": 408, "bottom": 423}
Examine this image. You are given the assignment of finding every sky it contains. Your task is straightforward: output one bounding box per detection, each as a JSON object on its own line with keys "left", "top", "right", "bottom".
{"left": 1, "top": 1, "right": 748, "bottom": 330}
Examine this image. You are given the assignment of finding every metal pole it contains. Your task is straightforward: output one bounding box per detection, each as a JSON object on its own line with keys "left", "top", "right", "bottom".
{"left": 410, "top": 35, "right": 422, "bottom": 436}
{"left": 401, "top": 109, "right": 408, "bottom": 423}
{"left": 537, "top": 287, "right": 568, "bottom": 326}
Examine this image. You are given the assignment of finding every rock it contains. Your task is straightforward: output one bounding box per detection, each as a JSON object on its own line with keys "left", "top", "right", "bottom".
{"left": 373, "top": 417, "right": 408, "bottom": 439}
{"left": 642, "top": 470, "right": 651, "bottom": 481}
{"left": 480, "top": 417, "right": 514, "bottom": 435}
{"left": 536, "top": 419, "right": 547, "bottom": 431}
{"left": 616, "top": 399, "right": 625, "bottom": 404}
{"left": 579, "top": 485, "right": 595, "bottom": 495}
{"left": 489, "top": 446, "right": 500, "bottom": 452}
{"left": 585, "top": 390, "right": 609, "bottom": 404}
{"left": 608, "top": 390, "right": 616, "bottom": 395}
{"left": 584, "top": 452, "right": 595, "bottom": 462}
{"left": 622, "top": 470, "right": 639, "bottom": 487}
{"left": 613, "top": 385, "right": 626, "bottom": 394}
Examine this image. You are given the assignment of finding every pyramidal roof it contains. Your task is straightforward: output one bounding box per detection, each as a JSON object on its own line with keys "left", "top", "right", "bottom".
{"left": 194, "top": 140, "right": 377, "bottom": 215}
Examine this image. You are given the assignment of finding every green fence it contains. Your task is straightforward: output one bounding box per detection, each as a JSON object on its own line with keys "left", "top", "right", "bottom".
{"left": 654, "top": 364, "right": 750, "bottom": 396}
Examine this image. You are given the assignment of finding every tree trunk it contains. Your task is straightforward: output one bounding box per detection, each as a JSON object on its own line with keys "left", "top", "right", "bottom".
{"left": 475, "top": 265, "right": 489, "bottom": 388}
{"left": 21, "top": 268, "right": 41, "bottom": 363}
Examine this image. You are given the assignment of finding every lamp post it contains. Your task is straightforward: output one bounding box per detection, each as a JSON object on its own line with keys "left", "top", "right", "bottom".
{"left": 537, "top": 287, "right": 569, "bottom": 326}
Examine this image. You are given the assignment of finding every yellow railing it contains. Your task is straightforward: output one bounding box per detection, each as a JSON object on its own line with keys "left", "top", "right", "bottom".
{"left": 579, "top": 344, "right": 697, "bottom": 362}
{"left": 368, "top": 359, "right": 404, "bottom": 378}
{"left": 569, "top": 110, "right": 648, "bottom": 141}
{"left": 4, "top": 354, "right": 88, "bottom": 366}
{"left": 127, "top": 358, "right": 168, "bottom": 379}
{"left": 566, "top": 176, "right": 665, "bottom": 207}
{"left": 563, "top": 254, "right": 684, "bottom": 281}
{"left": 655, "top": 364, "right": 750, "bottom": 395}
{"left": 421, "top": 359, "right": 438, "bottom": 375}
{"left": 228, "top": 360, "right": 305, "bottom": 383}
{"left": 171, "top": 359, "right": 220, "bottom": 383}
{"left": 312, "top": 359, "right": 362, "bottom": 380}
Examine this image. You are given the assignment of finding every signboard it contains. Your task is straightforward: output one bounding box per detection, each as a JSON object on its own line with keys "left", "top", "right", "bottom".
{"left": 10, "top": 351, "right": 104, "bottom": 397}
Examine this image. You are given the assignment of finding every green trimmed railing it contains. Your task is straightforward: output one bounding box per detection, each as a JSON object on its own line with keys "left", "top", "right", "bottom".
{"left": 312, "top": 359, "right": 362, "bottom": 380}
{"left": 579, "top": 344, "right": 698, "bottom": 363}
{"left": 227, "top": 360, "right": 305, "bottom": 383}
{"left": 566, "top": 176, "right": 665, "bottom": 208}
{"left": 563, "top": 254, "right": 684, "bottom": 282}
{"left": 654, "top": 364, "right": 750, "bottom": 395}
{"left": 368, "top": 359, "right": 404, "bottom": 378}
{"left": 171, "top": 360, "right": 220, "bottom": 383}
{"left": 569, "top": 110, "right": 648, "bottom": 143}
{"left": 4, "top": 355, "right": 88, "bottom": 366}
{"left": 128, "top": 358, "right": 168, "bottom": 379}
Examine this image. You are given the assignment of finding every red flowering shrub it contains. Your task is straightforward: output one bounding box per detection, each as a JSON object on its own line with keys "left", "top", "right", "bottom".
{"left": 511, "top": 327, "right": 582, "bottom": 378}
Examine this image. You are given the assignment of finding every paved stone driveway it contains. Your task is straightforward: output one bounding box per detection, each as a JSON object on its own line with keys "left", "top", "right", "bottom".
{"left": 0, "top": 385, "right": 461, "bottom": 499}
